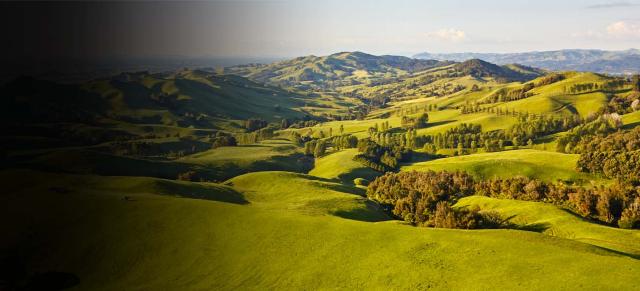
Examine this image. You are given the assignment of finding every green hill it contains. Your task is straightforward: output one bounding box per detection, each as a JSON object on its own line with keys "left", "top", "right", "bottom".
{"left": 496, "top": 72, "right": 612, "bottom": 117}
{"left": 10, "top": 139, "right": 310, "bottom": 182}
{"left": 308, "top": 148, "right": 380, "bottom": 184}
{"left": 456, "top": 196, "right": 640, "bottom": 256}
{"left": 179, "top": 139, "right": 312, "bottom": 180}
{"left": 2, "top": 169, "right": 639, "bottom": 290}
{"left": 453, "top": 59, "right": 542, "bottom": 82}
{"left": 224, "top": 51, "right": 451, "bottom": 90}
{"left": 227, "top": 170, "right": 387, "bottom": 221}
{"left": 401, "top": 149, "right": 601, "bottom": 184}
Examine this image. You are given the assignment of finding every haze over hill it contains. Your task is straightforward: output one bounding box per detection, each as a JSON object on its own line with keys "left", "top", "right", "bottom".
{"left": 415, "top": 49, "right": 640, "bottom": 74}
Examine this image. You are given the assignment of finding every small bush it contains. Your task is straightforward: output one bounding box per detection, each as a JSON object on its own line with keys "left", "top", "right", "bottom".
{"left": 354, "top": 178, "right": 369, "bottom": 186}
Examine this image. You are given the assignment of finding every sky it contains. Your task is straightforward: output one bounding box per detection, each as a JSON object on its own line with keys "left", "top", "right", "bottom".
{"left": 2, "top": 0, "right": 640, "bottom": 60}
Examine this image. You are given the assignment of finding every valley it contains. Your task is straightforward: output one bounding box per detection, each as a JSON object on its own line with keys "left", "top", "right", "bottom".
{"left": 2, "top": 50, "right": 640, "bottom": 290}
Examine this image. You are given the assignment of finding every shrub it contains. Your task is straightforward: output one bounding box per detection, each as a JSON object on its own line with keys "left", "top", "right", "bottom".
{"left": 354, "top": 178, "right": 369, "bottom": 186}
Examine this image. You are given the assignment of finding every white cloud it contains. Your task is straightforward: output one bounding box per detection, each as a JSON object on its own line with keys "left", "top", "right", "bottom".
{"left": 425, "top": 28, "right": 467, "bottom": 42}
{"left": 606, "top": 21, "right": 640, "bottom": 37}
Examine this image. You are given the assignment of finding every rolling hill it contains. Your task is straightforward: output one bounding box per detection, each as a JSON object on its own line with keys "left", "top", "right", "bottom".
{"left": 2, "top": 169, "right": 640, "bottom": 290}
{"left": 224, "top": 51, "right": 452, "bottom": 90}
{"left": 456, "top": 196, "right": 640, "bottom": 256}
{"left": 1, "top": 48, "right": 639, "bottom": 290}
{"left": 401, "top": 149, "right": 601, "bottom": 184}
{"left": 0, "top": 71, "right": 349, "bottom": 132}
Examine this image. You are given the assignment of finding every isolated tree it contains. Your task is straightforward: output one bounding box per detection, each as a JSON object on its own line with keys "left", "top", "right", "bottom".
{"left": 281, "top": 119, "right": 290, "bottom": 129}
{"left": 415, "top": 113, "right": 429, "bottom": 129}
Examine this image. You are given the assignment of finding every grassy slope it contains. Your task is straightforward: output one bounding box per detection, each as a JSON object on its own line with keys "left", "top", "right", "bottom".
{"left": 402, "top": 149, "right": 601, "bottom": 184}
{"left": 498, "top": 73, "right": 609, "bottom": 117}
{"left": 227, "top": 171, "right": 387, "bottom": 221}
{"left": 622, "top": 110, "right": 640, "bottom": 129}
{"left": 2, "top": 170, "right": 640, "bottom": 290}
{"left": 309, "top": 148, "right": 380, "bottom": 184}
{"left": 11, "top": 140, "right": 309, "bottom": 182}
{"left": 290, "top": 109, "right": 518, "bottom": 140}
{"left": 179, "top": 140, "right": 310, "bottom": 180}
{"left": 456, "top": 196, "right": 640, "bottom": 257}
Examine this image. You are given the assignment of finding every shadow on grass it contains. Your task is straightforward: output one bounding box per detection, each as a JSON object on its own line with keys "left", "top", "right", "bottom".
{"left": 589, "top": 244, "right": 640, "bottom": 261}
{"left": 407, "top": 152, "right": 445, "bottom": 163}
{"left": 622, "top": 121, "right": 640, "bottom": 130}
{"left": 423, "top": 120, "right": 455, "bottom": 129}
{"left": 496, "top": 214, "right": 550, "bottom": 233}
{"left": 332, "top": 200, "right": 391, "bottom": 222}
{"left": 156, "top": 179, "right": 249, "bottom": 204}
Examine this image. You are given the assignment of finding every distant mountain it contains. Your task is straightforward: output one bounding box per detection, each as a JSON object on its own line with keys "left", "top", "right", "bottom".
{"left": 414, "top": 49, "right": 640, "bottom": 74}
{"left": 224, "top": 51, "right": 453, "bottom": 89}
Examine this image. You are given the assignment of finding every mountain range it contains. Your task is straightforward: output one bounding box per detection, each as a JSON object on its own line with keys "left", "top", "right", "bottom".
{"left": 414, "top": 49, "right": 640, "bottom": 74}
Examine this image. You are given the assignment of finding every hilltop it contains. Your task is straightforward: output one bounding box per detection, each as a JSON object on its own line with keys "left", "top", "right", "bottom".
{"left": 452, "top": 59, "right": 542, "bottom": 82}
{"left": 223, "top": 51, "right": 453, "bottom": 89}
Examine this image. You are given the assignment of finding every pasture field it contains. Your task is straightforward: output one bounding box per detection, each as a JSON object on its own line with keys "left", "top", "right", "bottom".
{"left": 2, "top": 169, "right": 639, "bottom": 290}
{"left": 401, "top": 149, "right": 603, "bottom": 184}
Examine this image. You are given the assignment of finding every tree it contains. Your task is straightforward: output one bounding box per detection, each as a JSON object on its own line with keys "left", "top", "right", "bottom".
{"left": 512, "top": 137, "right": 520, "bottom": 149}
{"left": 281, "top": 119, "right": 290, "bottom": 129}
{"left": 619, "top": 197, "right": 640, "bottom": 229}
{"left": 244, "top": 118, "right": 268, "bottom": 131}
{"left": 633, "top": 74, "right": 640, "bottom": 92}
{"left": 212, "top": 135, "right": 237, "bottom": 149}
{"left": 415, "top": 113, "right": 429, "bottom": 128}
{"left": 470, "top": 140, "right": 477, "bottom": 152}
{"left": 433, "top": 202, "right": 457, "bottom": 228}
{"left": 313, "top": 140, "right": 326, "bottom": 157}
{"left": 304, "top": 141, "right": 315, "bottom": 156}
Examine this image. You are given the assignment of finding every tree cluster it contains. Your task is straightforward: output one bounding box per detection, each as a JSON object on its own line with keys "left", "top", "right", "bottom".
{"left": 211, "top": 135, "right": 237, "bottom": 149}
{"left": 575, "top": 127, "right": 640, "bottom": 181}
{"left": 400, "top": 113, "right": 429, "bottom": 129}
{"left": 235, "top": 127, "right": 275, "bottom": 144}
{"left": 244, "top": 118, "right": 268, "bottom": 131}
{"left": 484, "top": 84, "right": 534, "bottom": 104}
{"left": 367, "top": 171, "right": 640, "bottom": 229}
{"left": 353, "top": 139, "right": 412, "bottom": 171}
{"left": 535, "top": 73, "right": 565, "bottom": 86}
{"left": 366, "top": 171, "right": 506, "bottom": 228}
{"left": 304, "top": 139, "right": 327, "bottom": 158}
{"left": 556, "top": 114, "right": 621, "bottom": 153}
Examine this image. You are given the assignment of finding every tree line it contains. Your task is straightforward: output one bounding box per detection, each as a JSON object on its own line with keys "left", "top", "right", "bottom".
{"left": 367, "top": 170, "right": 640, "bottom": 229}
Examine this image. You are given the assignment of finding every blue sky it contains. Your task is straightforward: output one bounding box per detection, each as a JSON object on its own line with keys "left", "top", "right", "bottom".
{"left": 3, "top": 0, "right": 640, "bottom": 58}
{"left": 206, "top": 0, "right": 640, "bottom": 56}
